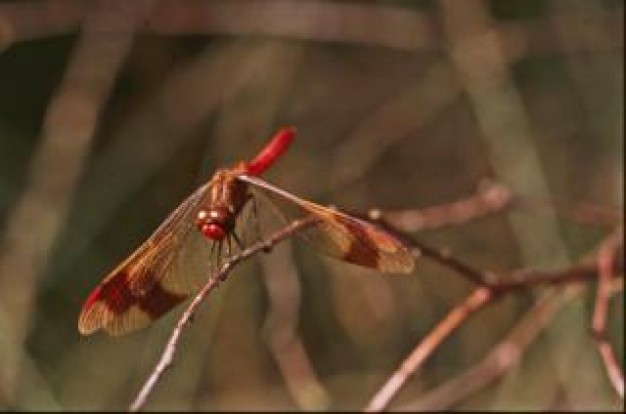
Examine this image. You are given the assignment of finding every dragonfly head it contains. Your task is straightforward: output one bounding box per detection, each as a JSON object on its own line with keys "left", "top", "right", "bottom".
{"left": 196, "top": 208, "right": 230, "bottom": 240}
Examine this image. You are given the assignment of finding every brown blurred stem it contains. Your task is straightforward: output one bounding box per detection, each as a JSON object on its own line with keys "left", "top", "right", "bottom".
{"left": 379, "top": 180, "right": 514, "bottom": 232}
{"left": 381, "top": 179, "right": 621, "bottom": 233}
{"left": 1, "top": 1, "right": 621, "bottom": 56}
{"left": 260, "top": 243, "right": 330, "bottom": 410}
{"left": 129, "top": 217, "right": 318, "bottom": 412}
{"left": 512, "top": 195, "right": 622, "bottom": 228}
{"left": 0, "top": 0, "right": 153, "bottom": 404}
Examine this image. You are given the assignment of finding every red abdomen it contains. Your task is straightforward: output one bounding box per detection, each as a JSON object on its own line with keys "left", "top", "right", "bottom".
{"left": 245, "top": 126, "right": 296, "bottom": 176}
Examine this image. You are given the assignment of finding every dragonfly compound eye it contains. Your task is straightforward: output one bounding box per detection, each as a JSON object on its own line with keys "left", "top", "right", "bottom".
{"left": 199, "top": 223, "right": 227, "bottom": 240}
{"left": 196, "top": 208, "right": 230, "bottom": 240}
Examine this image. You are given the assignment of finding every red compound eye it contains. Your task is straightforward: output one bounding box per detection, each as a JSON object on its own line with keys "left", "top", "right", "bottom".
{"left": 200, "top": 223, "right": 226, "bottom": 240}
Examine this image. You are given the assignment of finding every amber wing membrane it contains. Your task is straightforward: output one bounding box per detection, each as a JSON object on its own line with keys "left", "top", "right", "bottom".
{"left": 238, "top": 175, "right": 415, "bottom": 273}
{"left": 78, "top": 183, "right": 213, "bottom": 335}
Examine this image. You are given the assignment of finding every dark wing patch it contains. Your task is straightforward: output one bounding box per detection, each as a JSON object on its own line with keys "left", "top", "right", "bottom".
{"left": 79, "top": 182, "right": 215, "bottom": 335}
{"left": 238, "top": 175, "right": 415, "bottom": 274}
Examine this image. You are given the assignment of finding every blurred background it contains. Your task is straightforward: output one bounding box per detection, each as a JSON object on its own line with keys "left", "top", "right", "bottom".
{"left": 0, "top": 0, "right": 623, "bottom": 411}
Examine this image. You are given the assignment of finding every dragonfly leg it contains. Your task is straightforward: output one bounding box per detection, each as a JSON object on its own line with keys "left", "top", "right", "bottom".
{"left": 246, "top": 194, "right": 274, "bottom": 252}
{"left": 251, "top": 194, "right": 264, "bottom": 243}
{"left": 234, "top": 193, "right": 262, "bottom": 247}
{"left": 231, "top": 231, "right": 244, "bottom": 251}
{"left": 216, "top": 242, "right": 227, "bottom": 281}
{"left": 226, "top": 235, "right": 233, "bottom": 257}
{"left": 209, "top": 241, "right": 219, "bottom": 277}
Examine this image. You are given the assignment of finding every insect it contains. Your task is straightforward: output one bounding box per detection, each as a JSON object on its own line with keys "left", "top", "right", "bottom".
{"left": 78, "top": 127, "right": 415, "bottom": 335}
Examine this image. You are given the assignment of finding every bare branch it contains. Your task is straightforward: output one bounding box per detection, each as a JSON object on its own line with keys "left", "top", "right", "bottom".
{"left": 365, "top": 288, "right": 493, "bottom": 412}
{"left": 370, "top": 215, "right": 492, "bottom": 287}
{"left": 380, "top": 178, "right": 621, "bottom": 233}
{"left": 403, "top": 269, "right": 623, "bottom": 410}
{"left": 380, "top": 180, "right": 513, "bottom": 232}
{"left": 373, "top": 183, "right": 622, "bottom": 288}
{"left": 364, "top": 228, "right": 624, "bottom": 411}
{"left": 513, "top": 195, "right": 622, "bottom": 228}
{"left": 591, "top": 227, "right": 624, "bottom": 399}
{"left": 129, "top": 216, "right": 318, "bottom": 412}
{"left": 403, "top": 287, "right": 583, "bottom": 411}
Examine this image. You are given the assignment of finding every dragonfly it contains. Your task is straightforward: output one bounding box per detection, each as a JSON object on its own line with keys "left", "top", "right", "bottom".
{"left": 78, "top": 127, "right": 415, "bottom": 336}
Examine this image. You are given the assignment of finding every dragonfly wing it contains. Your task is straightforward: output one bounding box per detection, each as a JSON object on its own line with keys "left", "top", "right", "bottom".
{"left": 79, "top": 183, "right": 214, "bottom": 335}
{"left": 238, "top": 175, "right": 415, "bottom": 274}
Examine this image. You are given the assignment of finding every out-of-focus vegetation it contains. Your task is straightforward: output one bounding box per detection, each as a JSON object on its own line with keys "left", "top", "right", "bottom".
{"left": 0, "top": 0, "right": 622, "bottom": 411}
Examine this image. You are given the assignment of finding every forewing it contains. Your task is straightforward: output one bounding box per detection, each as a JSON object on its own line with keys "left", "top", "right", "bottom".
{"left": 78, "top": 183, "right": 214, "bottom": 335}
{"left": 238, "top": 175, "right": 415, "bottom": 274}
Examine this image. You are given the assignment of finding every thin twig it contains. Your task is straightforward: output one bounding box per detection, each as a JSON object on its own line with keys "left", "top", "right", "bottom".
{"left": 365, "top": 287, "right": 493, "bottom": 412}
{"left": 491, "top": 256, "right": 624, "bottom": 292}
{"left": 591, "top": 227, "right": 624, "bottom": 399}
{"left": 376, "top": 210, "right": 623, "bottom": 291}
{"left": 380, "top": 180, "right": 513, "bottom": 232}
{"left": 365, "top": 233, "right": 624, "bottom": 411}
{"left": 372, "top": 216, "right": 491, "bottom": 286}
{"left": 404, "top": 277, "right": 623, "bottom": 411}
{"left": 402, "top": 287, "right": 582, "bottom": 411}
{"left": 513, "top": 195, "right": 622, "bottom": 228}
{"left": 381, "top": 179, "right": 621, "bottom": 232}
{"left": 129, "top": 217, "right": 318, "bottom": 412}
{"left": 369, "top": 180, "right": 623, "bottom": 410}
